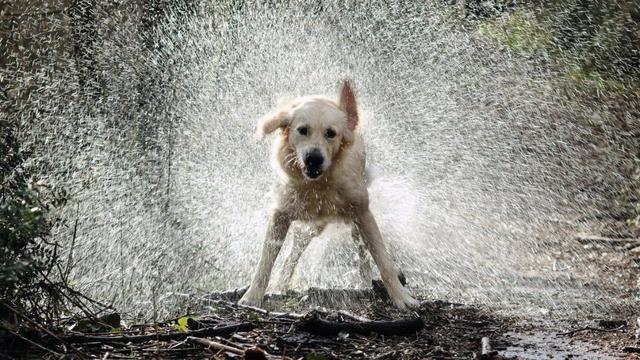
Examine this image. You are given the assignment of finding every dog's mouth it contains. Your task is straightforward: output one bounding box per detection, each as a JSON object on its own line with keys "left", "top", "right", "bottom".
{"left": 303, "top": 167, "right": 323, "bottom": 180}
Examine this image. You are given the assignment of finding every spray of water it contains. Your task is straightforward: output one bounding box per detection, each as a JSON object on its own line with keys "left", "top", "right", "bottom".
{"left": 7, "top": 1, "right": 638, "bottom": 320}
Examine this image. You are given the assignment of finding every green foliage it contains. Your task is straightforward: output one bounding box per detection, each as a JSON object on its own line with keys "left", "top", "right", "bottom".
{"left": 305, "top": 353, "right": 328, "bottom": 360}
{"left": 478, "top": 11, "right": 555, "bottom": 55}
{"left": 563, "top": 66, "right": 633, "bottom": 97}
{"left": 476, "top": 1, "right": 640, "bottom": 84}
{"left": 245, "top": 312, "right": 260, "bottom": 322}
{"left": 474, "top": 1, "right": 640, "bottom": 232}
{"left": 173, "top": 316, "right": 190, "bottom": 332}
{"left": 284, "top": 295, "right": 303, "bottom": 309}
{"left": 0, "top": 120, "right": 67, "bottom": 320}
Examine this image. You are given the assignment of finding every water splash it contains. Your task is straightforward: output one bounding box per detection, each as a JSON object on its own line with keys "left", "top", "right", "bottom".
{"left": 6, "top": 1, "right": 637, "bottom": 320}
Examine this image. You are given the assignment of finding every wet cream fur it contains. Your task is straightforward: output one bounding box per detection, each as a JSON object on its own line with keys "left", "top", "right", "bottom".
{"left": 239, "top": 80, "right": 419, "bottom": 310}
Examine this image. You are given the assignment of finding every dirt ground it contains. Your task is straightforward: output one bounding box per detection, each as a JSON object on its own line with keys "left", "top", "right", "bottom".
{"left": 4, "top": 291, "right": 639, "bottom": 359}
{"left": 2, "top": 297, "right": 513, "bottom": 359}
{"left": 3, "top": 230, "right": 640, "bottom": 359}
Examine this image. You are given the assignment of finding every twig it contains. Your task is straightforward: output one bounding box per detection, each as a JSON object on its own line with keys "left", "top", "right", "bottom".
{"left": 35, "top": 269, "right": 107, "bottom": 320}
{"left": 57, "top": 281, "right": 115, "bottom": 313}
{"left": 221, "top": 300, "right": 305, "bottom": 319}
{"left": 188, "top": 337, "right": 286, "bottom": 359}
{"left": 557, "top": 325, "right": 625, "bottom": 336}
{"left": 272, "top": 311, "right": 305, "bottom": 320}
{"left": 63, "top": 202, "right": 80, "bottom": 281}
{"left": 61, "top": 322, "right": 255, "bottom": 344}
{"left": 234, "top": 302, "right": 270, "bottom": 315}
{"left": 187, "top": 336, "right": 244, "bottom": 355}
{"left": 319, "top": 309, "right": 371, "bottom": 322}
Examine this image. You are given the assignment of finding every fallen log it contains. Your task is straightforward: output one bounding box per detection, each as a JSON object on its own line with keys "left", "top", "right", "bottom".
{"left": 61, "top": 322, "right": 255, "bottom": 344}
{"left": 297, "top": 316, "right": 424, "bottom": 336}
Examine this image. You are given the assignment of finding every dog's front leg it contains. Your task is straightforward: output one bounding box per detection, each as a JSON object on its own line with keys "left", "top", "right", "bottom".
{"left": 351, "top": 225, "right": 373, "bottom": 288}
{"left": 354, "top": 209, "right": 420, "bottom": 310}
{"left": 239, "top": 210, "right": 291, "bottom": 307}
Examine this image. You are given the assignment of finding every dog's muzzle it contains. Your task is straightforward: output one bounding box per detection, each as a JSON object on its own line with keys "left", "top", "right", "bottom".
{"left": 303, "top": 149, "right": 324, "bottom": 179}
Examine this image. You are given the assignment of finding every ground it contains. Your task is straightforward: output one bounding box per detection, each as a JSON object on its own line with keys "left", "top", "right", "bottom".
{"left": 3, "top": 296, "right": 513, "bottom": 359}
{"left": 2, "top": 231, "right": 640, "bottom": 359}
{"left": 4, "top": 289, "right": 640, "bottom": 359}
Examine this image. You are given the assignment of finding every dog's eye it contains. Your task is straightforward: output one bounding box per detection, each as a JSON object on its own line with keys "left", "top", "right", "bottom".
{"left": 325, "top": 129, "right": 336, "bottom": 139}
{"left": 298, "top": 127, "right": 308, "bottom": 136}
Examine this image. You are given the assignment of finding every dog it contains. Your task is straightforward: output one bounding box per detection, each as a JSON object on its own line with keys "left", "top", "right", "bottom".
{"left": 238, "top": 80, "right": 419, "bottom": 310}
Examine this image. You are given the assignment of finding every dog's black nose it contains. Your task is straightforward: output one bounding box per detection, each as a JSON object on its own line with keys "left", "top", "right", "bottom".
{"left": 303, "top": 149, "right": 324, "bottom": 169}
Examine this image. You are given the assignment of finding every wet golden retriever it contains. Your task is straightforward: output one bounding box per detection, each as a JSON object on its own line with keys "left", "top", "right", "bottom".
{"left": 239, "top": 80, "right": 419, "bottom": 310}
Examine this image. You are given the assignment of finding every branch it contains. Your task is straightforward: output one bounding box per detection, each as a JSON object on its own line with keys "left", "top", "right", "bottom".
{"left": 187, "top": 336, "right": 244, "bottom": 355}
{"left": 61, "top": 322, "right": 255, "bottom": 344}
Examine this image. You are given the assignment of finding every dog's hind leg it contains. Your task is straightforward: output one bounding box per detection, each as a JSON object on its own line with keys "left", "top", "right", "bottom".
{"left": 278, "top": 223, "right": 325, "bottom": 292}
{"left": 354, "top": 209, "right": 419, "bottom": 310}
{"left": 351, "top": 224, "right": 372, "bottom": 288}
{"left": 239, "top": 210, "right": 292, "bottom": 307}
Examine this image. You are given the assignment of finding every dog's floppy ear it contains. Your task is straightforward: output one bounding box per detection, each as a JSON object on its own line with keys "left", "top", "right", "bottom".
{"left": 256, "top": 106, "right": 291, "bottom": 140}
{"left": 339, "top": 79, "right": 359, "bottom": 131}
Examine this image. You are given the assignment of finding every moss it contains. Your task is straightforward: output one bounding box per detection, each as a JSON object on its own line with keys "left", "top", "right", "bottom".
{"left": 478, "top": 11, "right": 555, "bottom": 55}
{"left": 563, "top": 65, "right": 639, "bottom": 98}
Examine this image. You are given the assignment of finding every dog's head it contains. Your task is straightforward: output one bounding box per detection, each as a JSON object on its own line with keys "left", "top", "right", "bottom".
{"left": 257, "top": 80, "right": 359, "bottom": 181}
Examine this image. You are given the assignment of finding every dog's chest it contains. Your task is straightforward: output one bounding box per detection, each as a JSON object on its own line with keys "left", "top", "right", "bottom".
{"left": 280, "top": 184, "right": 352, "bottom": 221}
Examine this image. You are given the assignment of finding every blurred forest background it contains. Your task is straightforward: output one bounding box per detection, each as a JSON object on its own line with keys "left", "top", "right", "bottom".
{"left": 1, "top": 0, "right": 639, "bottom": 329}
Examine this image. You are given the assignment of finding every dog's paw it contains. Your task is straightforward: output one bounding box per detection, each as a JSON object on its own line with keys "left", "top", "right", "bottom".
{"left": 403, "top": 294, "right": 421, "bottom": 309}
{"left": 390, "top": 291, "right": 421, "bottom": 310}
{"left": 238, "top": 293, "right": 264, "bottom": 308}
{"left": 238, "top": 297, "right": 263, "bottom": 308}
